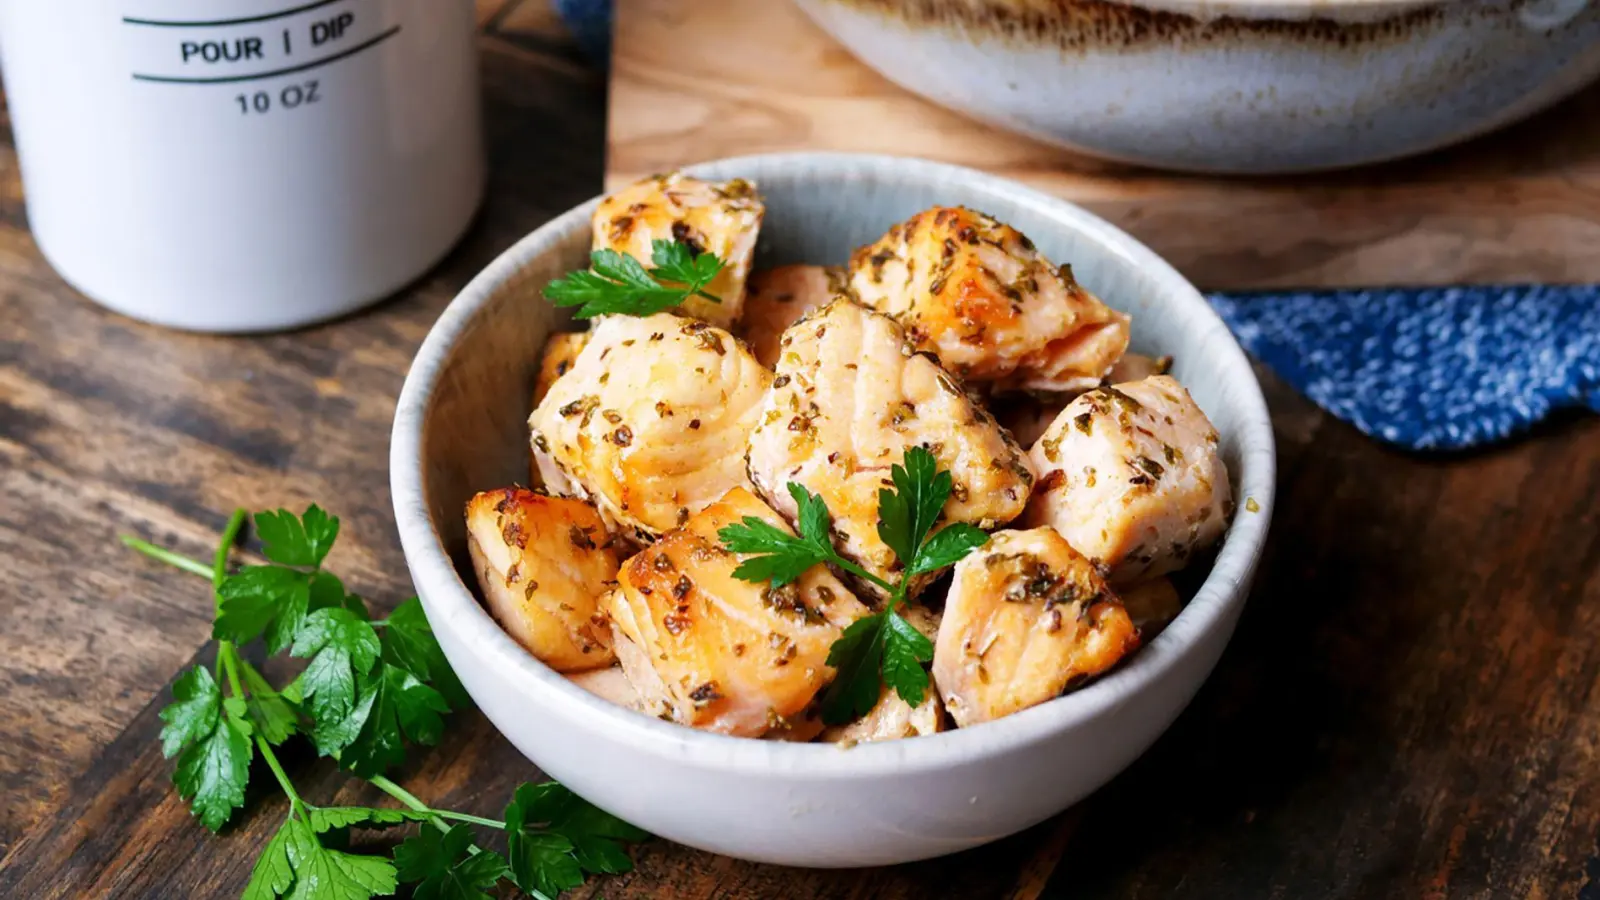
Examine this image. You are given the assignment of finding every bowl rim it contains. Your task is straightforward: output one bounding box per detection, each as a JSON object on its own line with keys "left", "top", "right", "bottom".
{"left": 391, "top": 151, "right": 1277, "bottom": 778}
{"left": 800, "top": 0, "right": 1447, "bottom": 23}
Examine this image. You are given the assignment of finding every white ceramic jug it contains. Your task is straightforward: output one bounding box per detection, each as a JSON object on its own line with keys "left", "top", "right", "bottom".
{"left": 0, "top": 0, "right": 485, "bottom": 332}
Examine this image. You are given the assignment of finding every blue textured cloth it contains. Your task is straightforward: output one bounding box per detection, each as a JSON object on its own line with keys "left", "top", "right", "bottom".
{"left": 552, "top": 0, "right": 611, "bottom": 60}
{"left": 553, "top": 0, "right": 1599, "bottom": 450}
{"left": 1208, "top": 287, "right": 1600, "bottom": 450}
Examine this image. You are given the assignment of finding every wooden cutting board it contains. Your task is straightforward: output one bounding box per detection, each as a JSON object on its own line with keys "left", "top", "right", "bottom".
{"left": 607, "top": 0, "right": 1600, "bottom": 290}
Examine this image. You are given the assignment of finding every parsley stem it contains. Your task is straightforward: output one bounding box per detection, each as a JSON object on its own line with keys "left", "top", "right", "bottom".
{"left": 425, "top": 809, "right": 506, "bottom": 830}
{"left": 366, "top": 774, "right": 506, "bottom": 849}
{"left": 212, "top": 509, "right": 248, "bottom": 586}
{"left": 826, "top": 552, "right": 897, "bottom": 597}
{"left": 256, "top": 733, "right": 303, "bottom": 807}
{"left": 120, "top": 536, "right": 214, "bottom": 578}
{"left": 367, "top": 775, "right": 453, "bottom": 836}
{"left": 210, "top": 510, "right": 250, "bottom": 693}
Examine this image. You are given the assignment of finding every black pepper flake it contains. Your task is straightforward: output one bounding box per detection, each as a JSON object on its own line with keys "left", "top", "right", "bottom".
{"left": 1135, "top": 456, "right": 1165, "bottom": 479}
{"left": 603, "top": 410, "right": 622, "bottom": 425}
{"left": 773, "top": 375, "right": 791, "bottom": 388}
{"left": 688, "top": 681, "right": 722, "bottom": 705}
{"left": 696, "top": 330, "right": 725, "bottom": 354}
{"left": 1074, "top": 412, "right": 1094, "bottom": 435}
{"left": 501, "top": 519, "right": 527, "bottom": 549}
{"left": 611, "top": 425, "right": 633, "bottom": 446}
{"left": 653, "top": 554, "right": 675, "bottom": 572}
{"left": 689, "top": 419, "right": 702, "bottom": 430}
{"left": 569, "top": 526, "right": 596, "bottom": 550}
{"left": 671, "top": 220, "right": 706, "bottom": 255}
{"left": 672, "top": 574, "right": 693, "bottom": 600}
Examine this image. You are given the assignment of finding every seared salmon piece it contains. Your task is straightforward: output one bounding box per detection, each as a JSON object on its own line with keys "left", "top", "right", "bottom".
{"left": 849, "top": 206, "right": 1129, "bottom": 394}
{"left": 601, "top": 488, "right": 869, "bottom": 737}
{"left": 466, "top": 488, "right": 619, "bottom": 673}
{"left": 529, "top": 312, "right": 771, "bottom": 542}
{"left": 737, "top": 264, "right": 848, "bottom": 368}
{"left": 745, "top": 298, "right": 1034, "bottom": 599}
{"left": 1024, "top": 375, "right": 1231, "bottom": 585}
{"left": 591, "top": 173, "right": 764, "bottom": 327}
{"left": 933, "top": 527, "right": 1137, "bottom": 727}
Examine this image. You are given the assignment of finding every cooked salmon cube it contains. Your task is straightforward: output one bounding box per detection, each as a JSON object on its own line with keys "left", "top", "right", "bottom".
{"left": 529, "top": 312, "right": 771, "bottom": 541}
{"left": 933, "top": 527, "right": 1138, "bottom": 727}
{"left": 592, "top": 173, "right": 764, "bottom": 328}
{"left": 466, "top": 488, "right": 620, "bottom": 672}
{"left": 601, "top": 488, "right": 869, "bottom": 737}
{"left": 1024, "top": 375, "right": 1232, "bottom": 585}
{"left": 745, "top": 298, "right": 1034, "bottom": 599}
{"left": 737, "top": 264, "right": 847, "bottom": 368}
{"left": 849, "top": 206, "right": 1129, "bottom": 393}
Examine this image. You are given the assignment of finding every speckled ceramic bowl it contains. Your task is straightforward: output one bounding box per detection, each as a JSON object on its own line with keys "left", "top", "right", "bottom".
{"left": 794, "top": 0, "right": 1600, "bottom": 173}
{"left": 390, "top": 153, "right": 1276, "bottom": 867}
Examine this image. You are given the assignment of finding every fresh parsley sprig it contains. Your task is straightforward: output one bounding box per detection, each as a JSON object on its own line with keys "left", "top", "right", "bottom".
{"left": 717, "top": 447, "right": 989, "bottom": 725}
{"left": 125, "top": 506, "right": 647, "bottom": 900}
{"left": 543, "top": 239, "right": 724, "bottom": 319}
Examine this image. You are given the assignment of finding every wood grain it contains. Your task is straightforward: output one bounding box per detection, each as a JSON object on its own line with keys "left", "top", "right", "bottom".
{"left": 1, "top": 1, "right": 1598, "bottom": 897}
{"left": 0, "top": 0, "right": 604, "bottom": 862}
{"left": 607, "top": 0, "right": 1600, "bottom": 290}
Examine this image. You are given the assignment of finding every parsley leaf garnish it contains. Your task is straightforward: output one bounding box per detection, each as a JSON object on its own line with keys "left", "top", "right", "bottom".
{"left": 721, "top": 446, "right": 989, "bottom": 724}
{"left": 506, "top": 783, "right": 649, "bottom": 897}
{"left": 132, "top": 507, "right": 648, "bottom": 899}
{"left": 213, "top": 507, "right": 347, "bottom": 653}
{"left": 719, "top": 483, "right": 839, "bottom": 587}
{"left": 544, "top": 239, "right": 724, "bottom": 319}
{"left": 395, "top": 824, "right": 511, "bottom": 900}
{"left": 237, "top": 659, "right": 301, "bottom": 746}
{"left": 247, "top": 812, "right": 398, "bottom": 900}
{"left": 162, "top": 664, "right": 254, "bottom": 831}
{"left": 254, "top": 504, "right": 339, "bottom": 568}
{"left": 380, "top": 597, "right": 469, "bottom": 710}
{"left": 339, "top": 663, "right": 450, "bottom": 777}
{"left": 215, "top": 565, "right": 310, "bottom": 651}
{"left": 292, "top": 606, "right": 382, "bottom": 754}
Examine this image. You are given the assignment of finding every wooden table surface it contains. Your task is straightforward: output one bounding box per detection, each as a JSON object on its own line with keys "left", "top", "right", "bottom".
{"left": 2, "top": 3, "right": 1599, "bottom": 897}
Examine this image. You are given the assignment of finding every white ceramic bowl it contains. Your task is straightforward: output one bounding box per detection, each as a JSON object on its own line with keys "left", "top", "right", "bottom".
{"left": 390, "top": 153, "right": 1277, "bottom": 867}
{"left": 794, "top": 0, "right": 1600, "bottom": 173}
